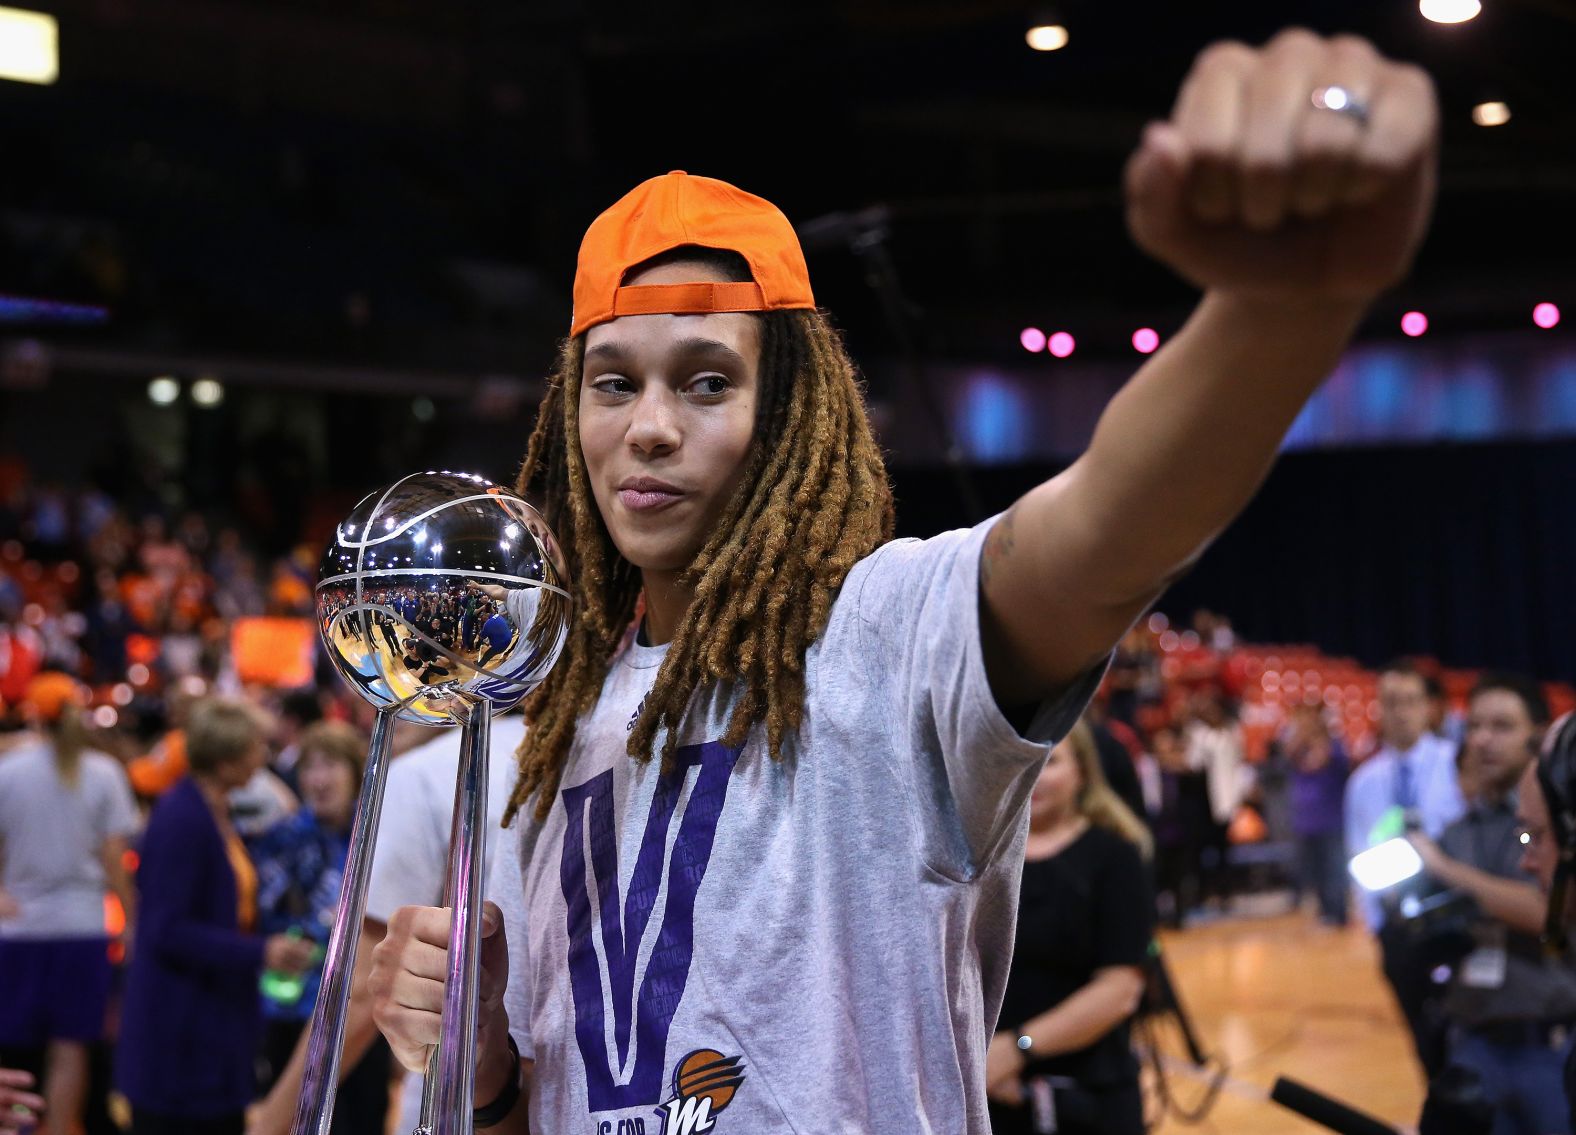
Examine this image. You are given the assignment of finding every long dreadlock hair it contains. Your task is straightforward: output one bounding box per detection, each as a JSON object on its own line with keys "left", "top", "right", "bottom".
{"left": 503, "top": 249, "right": 894, "bottom": 824}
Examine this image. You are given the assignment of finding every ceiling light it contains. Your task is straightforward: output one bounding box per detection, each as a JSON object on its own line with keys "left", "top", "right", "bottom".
{"left": 147, "top": 376, "right": 180, "bottom": 405}
{"left": 1471, "top": 100, "right": 1510, "bottom": 127}
{"left": 1026, "top": 24, "right": 1069, "bottom": 51}
{"left": 191, "top": 377, "right": 225, "bottom": 407}
{"left": 0, "top": 6, "right": 58, "bottom": 85}
{"left": 1419, "top": 0, "right": 1481, "bottom": 23}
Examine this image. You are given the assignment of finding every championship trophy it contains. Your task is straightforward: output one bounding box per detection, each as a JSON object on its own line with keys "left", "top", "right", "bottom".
{"left": 297, "top": 471, "right": 570, "bottom": 1135}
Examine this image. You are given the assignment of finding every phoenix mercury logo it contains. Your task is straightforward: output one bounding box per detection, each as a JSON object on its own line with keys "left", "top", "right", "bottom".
{"left": 560, "top": 740, "right": 746, "bottom": 1134}
{"left": 654, "top": 1049, "right": 746, "bottom": 1134}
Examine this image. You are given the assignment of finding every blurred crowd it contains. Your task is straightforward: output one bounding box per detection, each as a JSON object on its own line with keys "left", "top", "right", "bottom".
{"left": 4, "top": 470, "right": 1576, "bottom": 1135}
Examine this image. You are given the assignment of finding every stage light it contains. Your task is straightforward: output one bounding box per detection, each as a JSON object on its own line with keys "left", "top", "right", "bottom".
{"left": 1048, "top": 331, "right": 1075, "bottom": 358}
{"left": 1400, "top": 311, "right": 1428, "bottom": 337}
{"left": 1472, "top": 100, "right": 1511, "bottom": 127}
{"left": 191, "top": 377, "right": 225, "bottom": 407}
{"left": 93, "top": 706, "right": 118, "bottom": 729}
{"left": 1026, "top": 24, "right": 1069, "bottom": 51}
{"left": 1132, "top": 327, "right": 1160, "bottom": 354}
{"left": 1020, "top": 327, "right": 1047, "bottom": 353}
{"left": 0, "top": 6, "right": 58, "bottom": 85}
{"left": 1534, "top": 302, "right": 1561, "bottom": 329}
{"left": 147, "top": 376, "right": 180, "bottom": 405}
{"left": 1419, "top": 0, "right": 1481, "bottom": 23}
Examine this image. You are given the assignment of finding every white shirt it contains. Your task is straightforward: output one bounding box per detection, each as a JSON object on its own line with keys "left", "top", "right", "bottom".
{"left": 364, "top": 712, "right": 523, "bottom": 1135}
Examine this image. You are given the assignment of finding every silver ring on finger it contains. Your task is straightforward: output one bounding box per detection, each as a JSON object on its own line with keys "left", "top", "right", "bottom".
{"left": 1310, "top": 85, "right": 1370, "bottom": 128}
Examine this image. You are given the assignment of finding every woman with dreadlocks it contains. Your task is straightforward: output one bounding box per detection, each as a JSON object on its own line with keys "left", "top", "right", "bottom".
{"left": 369, "top": 29, "right": 1440, "bottom": 1134}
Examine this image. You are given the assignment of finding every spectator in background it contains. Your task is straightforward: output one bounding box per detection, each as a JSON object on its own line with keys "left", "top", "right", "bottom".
{"left": 126, "top": 693, "right": 197, "bottom": 801}
{"left": 1183, "top": 689, "right": 1248, "bottom": 911}
{"left": 1423, "top": 669, "right": 1467, "bottom": 749}
{"left": 245, "top": 715, "right": 524, "bottom": 1135}
{"left": 127, "top": 692, "right": 298, "bottom": 838}
{"left": 986, "top": 721, "right": 1154, "bottom": 1135}
{"left": 1146, "top": 724, "right": 1210, "bottom": 928}
{"left": 1084, "top": 701, "right": 1147, "bottom": 826}
{"left": 1192, "top": 608, "right": 1235, "bottom": 654}
{"left": 116, "top": 699, "right": 315, "bottom": 1135}
{"left": 1512, "top": 713, "right": 1576, "bottom": 1132}
{"left": 1345, "top": 660, "right": 1467, "bottom": 1077}
{"left": 249, "top": 721, "right": 388, "bottom": 1135}
{"left": 82, "top": 568, "right": 134, "bottom": 682}
{"left": 266, "top": 691, "right": 324, "bottom": 796}
{"left": 227, "top": 761, "right": 298, "bottom": 842}
{"left": 213, "top": 552, "right": 267, "bottom": 622}
{"left": 1104, "top": 628, "right": 1159, "bottom": 730}
{"left": 1283, "top": 706, "right": 1350, "bottom": 927}
{"left": 1408, "top": 676, "right": 1571, "bottom": 1135}
{"left": 0, "top": 673, "right": 139, "bottom": 1135}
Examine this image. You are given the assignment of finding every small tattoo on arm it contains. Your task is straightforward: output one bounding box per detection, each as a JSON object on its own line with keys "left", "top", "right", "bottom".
{"left": 981, "top": 504, "right": 1018, "bottom": 589}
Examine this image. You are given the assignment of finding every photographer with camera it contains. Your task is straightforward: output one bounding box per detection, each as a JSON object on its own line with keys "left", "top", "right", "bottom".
{"left": 1406, "top": 675, "right": 1576, "bottom": 1135}
{"left": 1515, "top": 712, "right": 1576, "bottom": 1131}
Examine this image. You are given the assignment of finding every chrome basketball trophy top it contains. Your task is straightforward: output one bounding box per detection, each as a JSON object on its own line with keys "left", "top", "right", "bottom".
{"left": 316, "top": 470, "right": 570, "bottom": 724}
{"left": 298, "top": 471, "right": 569, "bottom": 1135}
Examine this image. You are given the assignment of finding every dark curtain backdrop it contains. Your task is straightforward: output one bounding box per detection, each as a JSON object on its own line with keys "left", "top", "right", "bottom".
{"left": 890, "top": 439, "right": 1576, "bottom": 684}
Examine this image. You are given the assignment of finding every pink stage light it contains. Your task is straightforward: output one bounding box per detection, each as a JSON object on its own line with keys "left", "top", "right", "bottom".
{"left": 1400, "top": 311, "right": 1428, "bottom": 337}
{"left": 1020, "top": 327, "right": 1047, "bottom": 353}
{"left": 1047, "top": 331, "right": 1075, "bottom": 358}
{"left": 1533, "top": 302, "right": 1561, "bottom": 329}
{"left": 1132, "top": 327, "right": 1160, "bottom": 354}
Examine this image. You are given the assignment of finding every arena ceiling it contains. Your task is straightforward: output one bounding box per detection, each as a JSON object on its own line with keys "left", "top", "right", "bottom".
{"left": 2, "top": 0, "right": 1573, "bottom": 375}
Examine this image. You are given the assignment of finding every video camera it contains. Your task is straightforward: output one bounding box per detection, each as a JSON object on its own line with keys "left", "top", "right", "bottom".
{"left": 1350, "top": 823, "right": 1476, "bottom": 972}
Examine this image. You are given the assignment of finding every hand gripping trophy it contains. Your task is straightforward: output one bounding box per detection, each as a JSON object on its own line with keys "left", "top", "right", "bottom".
{"left": 298, "top": 471, "right": 570, "bottom": 1135}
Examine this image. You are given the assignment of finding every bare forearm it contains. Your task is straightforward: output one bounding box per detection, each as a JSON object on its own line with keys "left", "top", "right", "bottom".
{"left": 109, "top": 866, "right": 137, "bottom": 927}
{"left": 978, "top": 30, "right": 1436, "bottom": 701}
{"left": 257, "top": 919, "right": 388, "bottom": 1135}
{"left": 1431, "top": 858, "right": 1545, "bottom": 937}
{"left": 103, "top": 842, "right": 137, "bottom": 927}
{"left": 263, "top": 993, "right": 385, "bottom": 1118}
{"left": 1054, "top": 291, "right": 1364, "bottom": 605}
{"left": 1016, "top": 967, "right": 1145, "bottom": 1059}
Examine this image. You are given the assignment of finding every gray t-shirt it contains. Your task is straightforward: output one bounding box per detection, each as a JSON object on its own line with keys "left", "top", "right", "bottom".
{"left": 493, "top": 518, "right": 1100, "bottom": 1135}
{"left": 0, "top": 741, "right": 140, "bottom": 939}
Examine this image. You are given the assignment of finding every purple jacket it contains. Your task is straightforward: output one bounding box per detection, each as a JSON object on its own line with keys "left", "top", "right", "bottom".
{"left": 115, "top": 777, "right": 266, "bottom": 1117}
{"left": 1290, "top": 742, "right": 1350, "bottom": 838}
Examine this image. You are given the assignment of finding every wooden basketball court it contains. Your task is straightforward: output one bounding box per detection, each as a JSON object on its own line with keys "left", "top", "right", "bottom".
{"left": 1145, "top": 912, "right": 1423, "bottom": 1135}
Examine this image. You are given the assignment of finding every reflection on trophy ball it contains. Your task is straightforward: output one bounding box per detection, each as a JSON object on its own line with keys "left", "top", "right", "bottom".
{"left": 314, "top": 470, "right": 571, "bottom": 726}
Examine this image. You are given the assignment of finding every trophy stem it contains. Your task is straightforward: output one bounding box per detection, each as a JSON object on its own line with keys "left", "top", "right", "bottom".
{"left": 293, "top": 708, "right": 398, "bottom": 1135}
{"left": 419, "top": 700, "right": 491, "bottom": 1135}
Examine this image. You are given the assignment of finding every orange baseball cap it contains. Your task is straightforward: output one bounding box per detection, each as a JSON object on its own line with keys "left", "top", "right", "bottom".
{"left": 570, "top": 171, "right": 815, "bottom": 338}
{"left": 24, "top": 672, "right": 86, "bottom": 722}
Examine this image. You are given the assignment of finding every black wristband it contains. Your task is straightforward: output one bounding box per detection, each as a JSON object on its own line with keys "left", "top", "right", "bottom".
{"left": 473, "top": 1033, "right": 522, "bottom": 1129}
